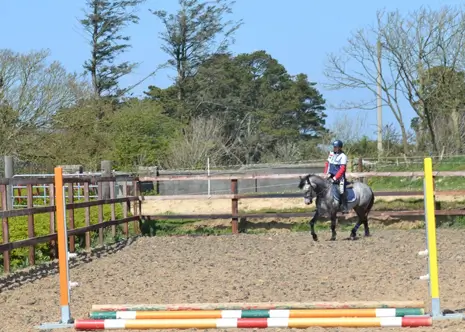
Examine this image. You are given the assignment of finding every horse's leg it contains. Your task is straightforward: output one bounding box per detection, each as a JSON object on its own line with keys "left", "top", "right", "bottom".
{"left": 330, "top": 212, "right": 337, "bottom": 241}
{"left": 363, "top": 192, "right": 375, "bottom": 237}
{"left": 350, "top": 207, "right": 364, "bottom": 240}
{"left": 309, "top": 211, "right": 319, "bottom": 241}
{"left": 363, "top": 218, "right": 370, "bottom": 237}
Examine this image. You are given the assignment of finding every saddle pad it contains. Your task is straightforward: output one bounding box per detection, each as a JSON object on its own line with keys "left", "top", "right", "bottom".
{"left": 332, "top": 186, "right": 356, "bottom": 203}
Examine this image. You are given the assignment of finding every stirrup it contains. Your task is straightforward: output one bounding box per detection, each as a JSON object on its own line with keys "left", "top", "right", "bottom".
{"left": 341, "top": 203, "right": 349, "bottom": 213}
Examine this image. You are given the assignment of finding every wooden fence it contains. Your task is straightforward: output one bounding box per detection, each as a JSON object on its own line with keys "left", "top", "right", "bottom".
{"left": 140, "top": 171, "right": 465, "bottom": 234}
{"left": 0, "top": 175, "right": 141, "bottom": 274}
{"left": 2, "top": 170, "right": 465, "bottom": 274}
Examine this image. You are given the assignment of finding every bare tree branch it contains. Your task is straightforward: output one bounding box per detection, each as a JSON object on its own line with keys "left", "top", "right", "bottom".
{"left": 322, "top": 27, "right": 411, "bottom": 154}
{"left": 0, "top": 48, "right": 91, "bottom": 156}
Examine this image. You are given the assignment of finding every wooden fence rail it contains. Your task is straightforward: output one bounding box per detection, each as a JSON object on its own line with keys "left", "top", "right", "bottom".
{"left": 141, "top": 190, "right": 465, "bottom": 201}
{"left": 2, "top": 170, "right": 465, "bottom": 274}
{"left": 0, "top": 175, "right": 141, "bottom": 274}
{"left": 139, "top": 170, "right": 465, "bottom": 182}
{"left": 139, "top": 172, "right": 465, "bottom": 234}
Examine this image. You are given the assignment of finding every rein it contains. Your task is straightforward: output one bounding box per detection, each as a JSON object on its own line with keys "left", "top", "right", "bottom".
{"left": 307, "top": 176, "right": 331, "bottom": 198}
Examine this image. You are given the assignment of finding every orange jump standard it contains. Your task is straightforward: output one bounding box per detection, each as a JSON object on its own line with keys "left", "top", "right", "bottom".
{"left": 74, "top": 317, "right": 432, "bottom": 329}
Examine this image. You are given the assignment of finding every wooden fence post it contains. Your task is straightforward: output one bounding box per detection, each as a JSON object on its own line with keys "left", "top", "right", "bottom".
{"left": 84, "top": 182, "right": 91, "bottom": 251}
{"left": 101, "top": 160, "right": 112, "bottom": 199}
{"left": 155, "top": 166, "right": 160, "bottom": 195}
{"left": 122, "top": 181, "right": 129, "bottom": 238}
{"left": 48, "top": 183, "right": 57, "bottom": 259}
{"left": 97, "top": 181, "right": 104, "bottom": 246}
{"left": 110, "top": 179, "right": 116, "bottom": 238}
{"left": 4, "top": 156, "right": 13, "bottom": 210}
{"left": 358, "top": 157, "right": 365, "bottom": 183}
{"left": 231, "top": 179, "right": 239, "bottom": 234}
{"left": 26, "top": 183, "right": 35, "bottom": 265}
{"left": 1, "top": 184, "right": 10, "bottom": 273}
{"left": 67, "top": 183, "right": 75, "bottom": 252}
{"left": 132, "top": 179, "right": 140, "bottom": 234}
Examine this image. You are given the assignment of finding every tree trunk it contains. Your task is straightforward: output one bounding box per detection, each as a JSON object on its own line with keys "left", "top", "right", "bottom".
{"left": 424, "top": 107, "right": 439, "bottom": 154}
{"left": 451, "top": 108, "right": 461, "bottom": 154}
{"left": 399, "top": 123, "right": 410, "bottom": 156}
{"left": 91, "top": 2, "right": 99, "bottom": 99}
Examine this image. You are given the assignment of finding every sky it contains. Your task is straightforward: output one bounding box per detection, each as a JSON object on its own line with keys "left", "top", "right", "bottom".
{"left": 0, "top": 0, "right": 463, "bottom": 139}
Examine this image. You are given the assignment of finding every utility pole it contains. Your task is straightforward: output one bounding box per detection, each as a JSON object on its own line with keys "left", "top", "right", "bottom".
{"left": 376, "top": 39, "right": 383, "bottom": 159}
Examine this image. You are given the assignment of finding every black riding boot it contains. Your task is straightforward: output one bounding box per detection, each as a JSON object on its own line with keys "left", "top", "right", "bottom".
{"left": 341, "top": 193, "right": 349, "bottom": 213}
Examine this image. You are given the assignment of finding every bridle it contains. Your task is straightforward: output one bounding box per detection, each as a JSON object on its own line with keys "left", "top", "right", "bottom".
{"left": 303, "top": 176, "right": 330, "bottom": 197}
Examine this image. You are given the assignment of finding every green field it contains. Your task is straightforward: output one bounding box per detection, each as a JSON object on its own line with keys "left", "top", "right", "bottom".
{"left": 361, "top": 156, "right": 465, "bottom": 191}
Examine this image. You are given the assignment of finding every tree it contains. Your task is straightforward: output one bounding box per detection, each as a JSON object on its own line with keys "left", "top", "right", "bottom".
{"left": 166, "top": 51, "right": 327, "bottom": 164}
{"left": 162, "top": 116, "right": 233, "bottom": 169}
{"left": 0, "top": 49, "right": 91, "bottom": 158}
{"left": 145, "top": 50, "right": 327, "bottom": 165}
{"left": 108, "top": 99, "right": 179, "bottom": 168}
{"left": 151, "top": 0, "right": 243, "bottom": 106}
{"left": 80, "top": 0, "right": 146, "bottom": 99}
{"left": 376, "top": 5, "right": 465, "bottom": 154}
{"left": 323, "top": 113, "right": 370, "bottom": 157}
{"left": 202, "top": 51, "right": 327, "bottom": 142}
{"left": 323, "top": 28, "right": 411, "bottom": 155}
{"left": 412, "top": 66, "right": 465, "bottom": 154}
{"left": 324, "top": 5, "right": 465, "bottom": 155}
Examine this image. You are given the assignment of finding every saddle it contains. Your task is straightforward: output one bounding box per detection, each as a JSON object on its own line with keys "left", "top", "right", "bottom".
{"left": 330, "top": 180, "right": 356, "bottom": 203}
{"left": 328, "top": 178, "right": 353, "bottom": 189}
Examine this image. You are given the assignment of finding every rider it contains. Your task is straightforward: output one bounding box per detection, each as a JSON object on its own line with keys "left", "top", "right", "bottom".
{"left": 323, "top": 140, "right": 349, "bottom": 213}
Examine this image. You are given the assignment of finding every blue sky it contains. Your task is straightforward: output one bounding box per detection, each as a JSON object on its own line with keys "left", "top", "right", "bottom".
{"left": 0, "top": 0, "right": 462, "bottom": 138}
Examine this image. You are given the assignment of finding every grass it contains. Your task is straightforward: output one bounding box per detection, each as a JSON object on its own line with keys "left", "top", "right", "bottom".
{"left": 142, "top": 198, "right": 465, "bottom": 237}
{"left": 366, "top": 175, "right": 465, "bottom": 191}
{"left": 0, "top": 201, "right": 138, "bottom": 273}
{"left": 143, "top": 214, "right": 465, "bottom": 236}
{"left": 364, "top": 156, "right": 465, "bottom": 191}
{"left": 3, "top": 201, "right": 465, "bottom": 272}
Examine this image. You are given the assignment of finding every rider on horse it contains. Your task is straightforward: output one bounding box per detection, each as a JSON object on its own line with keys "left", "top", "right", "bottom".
{"left": 324, "top": 139, "right": 349, "bottom": 213}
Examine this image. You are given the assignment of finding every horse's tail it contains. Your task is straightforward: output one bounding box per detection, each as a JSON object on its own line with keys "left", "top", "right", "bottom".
{"left": 366, "top": 188, "right": 375, "bottom": 214}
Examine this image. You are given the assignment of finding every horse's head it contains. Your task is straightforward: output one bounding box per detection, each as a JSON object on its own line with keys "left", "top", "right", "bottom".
{"left": 298, "top": 174, "right": 316, "bottom": 205}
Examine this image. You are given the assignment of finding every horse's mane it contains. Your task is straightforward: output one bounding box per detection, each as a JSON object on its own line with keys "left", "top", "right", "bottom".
{"left": 298, "top": 173, "right": 327, "bottom": 189}
{"left": 308, "top": 174, "right": 327, "bottom": 187}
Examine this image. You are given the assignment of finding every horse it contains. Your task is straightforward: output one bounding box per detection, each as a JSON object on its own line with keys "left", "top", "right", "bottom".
{"left": 297, "top": 174, "right": 375, "bottom": 241}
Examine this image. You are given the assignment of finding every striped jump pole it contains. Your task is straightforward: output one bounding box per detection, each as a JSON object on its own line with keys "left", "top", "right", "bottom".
{"left": 91, "top": 300, "right": 425, "bottom": 312}
{"left": 74, "top": 317, "right": 433, "bottom": 330}
{"left": 89, "top": 308, "right": 425, "bottom": 320}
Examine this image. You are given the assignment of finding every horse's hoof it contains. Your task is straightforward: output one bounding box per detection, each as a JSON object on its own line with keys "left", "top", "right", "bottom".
{"left": 329, "top": 238, "right": 336, "bottom": 241}
{"left": 365, "top": 233, "right": 371, "bottom": 237}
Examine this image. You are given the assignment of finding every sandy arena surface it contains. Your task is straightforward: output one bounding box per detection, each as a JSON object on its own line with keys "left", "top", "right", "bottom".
{"left": 1, "top": 229, "right": 465, "bottom": 332}
{"left": 141, "top": 194, "right": 464, "bottom": 215}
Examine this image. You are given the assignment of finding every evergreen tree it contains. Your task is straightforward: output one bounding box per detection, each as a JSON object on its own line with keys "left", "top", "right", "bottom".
{"left": 80, "top": 0, "right": 145, "bottom": 99}
{"left": 151, "top": 0, "right": 242, "bottom": 104}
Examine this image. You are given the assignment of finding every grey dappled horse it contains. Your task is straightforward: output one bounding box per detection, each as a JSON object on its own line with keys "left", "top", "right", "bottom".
{"left": 297, "top": 174, "right": 375, "bottom": 241}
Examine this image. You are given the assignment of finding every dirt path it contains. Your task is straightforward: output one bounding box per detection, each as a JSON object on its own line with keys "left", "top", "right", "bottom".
{"left": 1, "top": 229, "right": 464, "bottom": 331}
